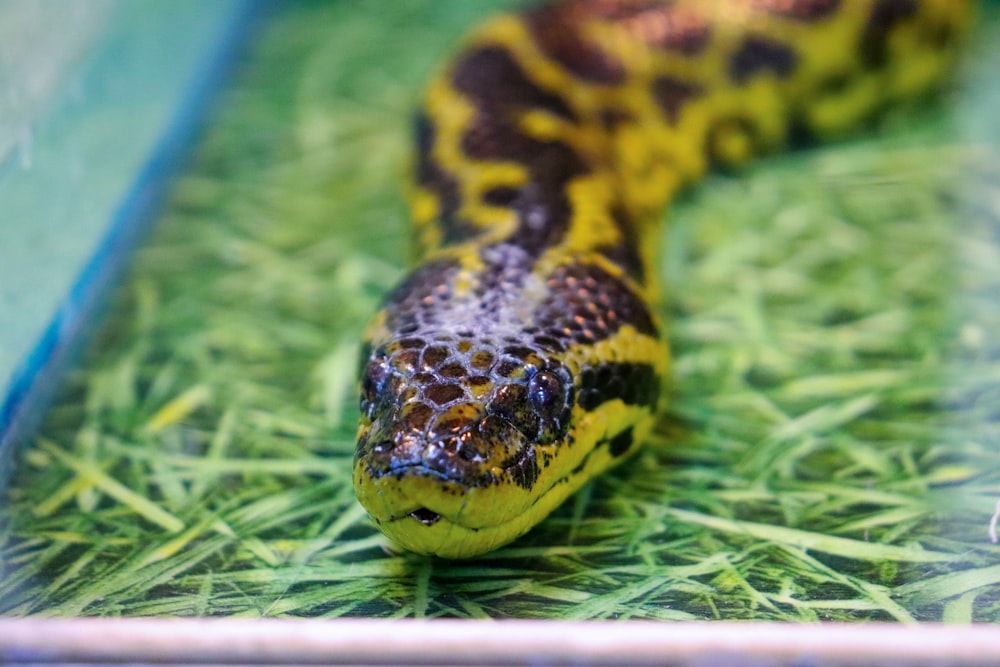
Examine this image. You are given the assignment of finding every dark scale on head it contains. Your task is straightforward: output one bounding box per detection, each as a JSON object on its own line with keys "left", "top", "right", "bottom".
{"left": 359, "top": 243, "right": 585, "bottom": 489}
{"left": 357, "top": 327, "right": 575, "bottom": 489}
{"left": 473, "top": 243, "right": 535, "bottom": 313}
{"left": 382, "top": 258, "right": 461, "bottom": 335}
{"left": 533, "top": 263, "right": 658, "bottom": 347}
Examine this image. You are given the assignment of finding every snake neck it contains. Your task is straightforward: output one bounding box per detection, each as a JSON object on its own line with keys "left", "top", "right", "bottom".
{"left": 409, "top": 0, "right": 970, "bottom": 286}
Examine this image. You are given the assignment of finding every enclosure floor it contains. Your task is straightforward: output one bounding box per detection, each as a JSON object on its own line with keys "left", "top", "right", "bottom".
{"left": 2, "top": 0, "right": 1000, "bottom": 621}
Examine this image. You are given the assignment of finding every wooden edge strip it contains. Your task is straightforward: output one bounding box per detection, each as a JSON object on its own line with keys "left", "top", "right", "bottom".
{"left": 0, "top": 618, "right": 998, "bottom": 666}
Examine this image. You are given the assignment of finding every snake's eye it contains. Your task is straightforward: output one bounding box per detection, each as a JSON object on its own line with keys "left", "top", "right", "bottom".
{"left": 528, "top": 370, "right": 565, "bottom": 421}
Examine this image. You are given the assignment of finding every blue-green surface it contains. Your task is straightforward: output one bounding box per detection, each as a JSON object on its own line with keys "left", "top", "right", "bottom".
{"left": 0, "top": 0, "right": 250, "bottom": 470}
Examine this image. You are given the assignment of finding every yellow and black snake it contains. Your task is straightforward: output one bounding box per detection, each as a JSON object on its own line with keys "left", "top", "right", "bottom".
{"left": 353, "top": 0, "right": 971, "bottom": 558}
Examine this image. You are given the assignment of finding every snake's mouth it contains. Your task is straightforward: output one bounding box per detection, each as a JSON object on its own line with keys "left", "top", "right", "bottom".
{"left": 408, "top": 507, "right": 442, "bottom": 526}
{"left": 354, "top": 432, "right": 546, "bottom": 536}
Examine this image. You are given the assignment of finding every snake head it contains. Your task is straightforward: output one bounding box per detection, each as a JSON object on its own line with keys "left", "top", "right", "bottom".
{"left": 351, "top": 247, "right": 663, "bottom": 557}
{"left": 353, "top": 331, "right": 579, "bottom": 556}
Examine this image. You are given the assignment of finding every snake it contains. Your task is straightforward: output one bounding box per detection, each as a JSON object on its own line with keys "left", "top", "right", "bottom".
{"left": 352, "top": 0, "right": 970, "bottom": 559}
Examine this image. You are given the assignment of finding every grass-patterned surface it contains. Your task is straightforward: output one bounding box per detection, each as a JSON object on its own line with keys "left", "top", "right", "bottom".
{"left": 2, "top": 0, "right": 1000, "bottom": 621}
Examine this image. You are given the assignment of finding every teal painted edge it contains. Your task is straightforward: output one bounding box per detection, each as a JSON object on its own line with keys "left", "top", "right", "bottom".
{"left": 0, "top": 1, "right": 261, "bottom": 480}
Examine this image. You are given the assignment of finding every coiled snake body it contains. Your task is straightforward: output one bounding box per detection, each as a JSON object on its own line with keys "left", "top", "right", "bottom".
{"left": 354, "top": 0, "right": 970, "bottom": 558}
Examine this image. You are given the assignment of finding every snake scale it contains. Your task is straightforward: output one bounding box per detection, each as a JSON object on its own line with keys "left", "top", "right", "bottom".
{"left": 353, "top": 0, "right": 970, "bottom": 558}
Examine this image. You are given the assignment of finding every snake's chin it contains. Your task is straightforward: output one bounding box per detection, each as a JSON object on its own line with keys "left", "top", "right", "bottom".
{"left": 367, "top": 481, "right": 564, "bottom": 560}
{"left": 381, "top": 517, "right": 522, "bottom": 560}
{"left": 352, "top": 478, "right": 526, "bottom": 559}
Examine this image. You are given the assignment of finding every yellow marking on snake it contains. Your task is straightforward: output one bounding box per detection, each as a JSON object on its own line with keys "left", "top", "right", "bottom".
{"left": 354, "top": 0, "right": 971, "bottom": 558}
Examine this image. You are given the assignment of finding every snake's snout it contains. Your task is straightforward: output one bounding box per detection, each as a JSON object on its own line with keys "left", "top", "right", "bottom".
{"left": 358, "top": 412, "right": 529, "bottom": 486}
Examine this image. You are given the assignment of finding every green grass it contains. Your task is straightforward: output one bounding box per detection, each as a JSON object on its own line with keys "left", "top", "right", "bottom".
{"left": 2, "top": 0, "right": 1000, "bottom": 621}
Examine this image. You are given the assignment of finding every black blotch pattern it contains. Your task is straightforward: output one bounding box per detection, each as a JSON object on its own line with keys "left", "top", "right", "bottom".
{"left": 508, "top": 180, "right": 580, "bottom": 256}
{"left": 651, "top": 77, "right": 704, "bottom": 124}
{"left": 598, "top": 205, "right": 646, "bottom": 283}
{"left": 584, "top": 0, "right": 666, "bottom": 22}
{"left": 576, "top": 362, "right": 659, "bottom": 411}
{"left": 650, "top": 17, "right": 712, "bottom": 55}
{"left": 524, "top": 3, "right": 627, "bottom": 84}
{"left": 454, "top": 47, "right": 591, "bottom": 257}
{"left": 599, "top": 107, "right": 636, "bottom": 131}
{"left": 482, "top": 186, "right": 521, "bottom": 207}
{"left": 729, "top": 36, "right": 798, "bottom": 84}
{"left": 922, "top": 19, "right": 957, "bottom": 51}
{"left": 860, "top": 0, "right": 918, "bottom": 68}
{"left": 451, "top": 46, "right": 577, "bottom": 121}
{"left": 505, "top": 447, "right": 540, "bottom": 489}
{"left": 608, "top": 427, "right": 635, "bottom": 458}
{"left": 414, "top": 114, "right": 470, "bottom": 244}
{"left": 817, "top": 70, "right": 855, "bottom": 98}
{"left": 459, "top": 117, "right": 587, "bottom": 248}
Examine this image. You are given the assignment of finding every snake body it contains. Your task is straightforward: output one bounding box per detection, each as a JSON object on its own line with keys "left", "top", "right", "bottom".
{"left": 354, "top": 0, "right": 969, "bottom": 558}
